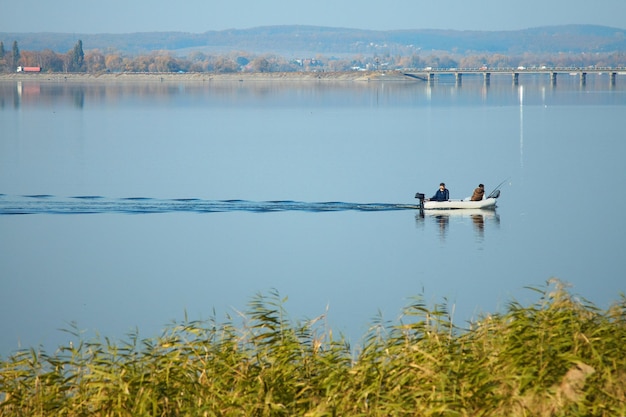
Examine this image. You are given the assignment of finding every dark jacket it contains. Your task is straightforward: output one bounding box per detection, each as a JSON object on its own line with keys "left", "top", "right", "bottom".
{"left": 431, "top": 188, "right": 449, "bottom": 201}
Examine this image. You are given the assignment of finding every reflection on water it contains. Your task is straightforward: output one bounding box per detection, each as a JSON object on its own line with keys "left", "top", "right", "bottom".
{"left": 435, "top": 214, "right": 450, "bottom": 240}
{"left": 415, "top": 209, "right": 500, "bottom": 241}
{"left": 471, "top": 214, "right": 485, "bottom": 236}
{"left": 2, "top": 73, "right": 623, "bottom": 111}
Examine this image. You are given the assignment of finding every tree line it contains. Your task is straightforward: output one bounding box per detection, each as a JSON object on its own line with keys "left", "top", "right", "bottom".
{"left": 1, "top": 39, "right": 624, "bottom": 74}
{"left": 0, "top": 40, "right": 84, "bottom": 72}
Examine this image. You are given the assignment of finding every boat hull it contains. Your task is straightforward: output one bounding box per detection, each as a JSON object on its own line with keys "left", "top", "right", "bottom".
{"left": 422, "top": 197, "right": 497, "bottom": 210}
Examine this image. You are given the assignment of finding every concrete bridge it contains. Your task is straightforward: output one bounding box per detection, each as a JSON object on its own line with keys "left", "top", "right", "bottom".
{"left": 403, "top": 67, "right": 626, "bottom": 86}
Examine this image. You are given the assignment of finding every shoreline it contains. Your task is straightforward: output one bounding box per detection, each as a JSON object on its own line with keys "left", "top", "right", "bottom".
{"left": 0, "top": 70, "right": 414, "bottom": 83}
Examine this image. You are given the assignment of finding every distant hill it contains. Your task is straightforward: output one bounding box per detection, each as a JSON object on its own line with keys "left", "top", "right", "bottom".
{"left": 2, "top": 25, "right": 625, "bottom": 56}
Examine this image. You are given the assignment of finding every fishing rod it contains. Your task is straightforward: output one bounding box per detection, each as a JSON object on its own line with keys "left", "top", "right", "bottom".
{"left": 487, "top": 178, "right": 509, "bottom": 199}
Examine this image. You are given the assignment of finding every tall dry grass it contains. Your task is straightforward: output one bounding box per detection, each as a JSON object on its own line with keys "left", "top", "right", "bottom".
{"left": 1, "top": 279, "right": 625, "bottom": 416}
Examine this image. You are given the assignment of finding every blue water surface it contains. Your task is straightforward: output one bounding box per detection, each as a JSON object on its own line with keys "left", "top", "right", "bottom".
{"left": 1, "top": 75, "right": 625, "bottom": 355}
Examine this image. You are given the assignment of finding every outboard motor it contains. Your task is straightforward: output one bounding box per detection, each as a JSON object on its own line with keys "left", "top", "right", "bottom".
{"left": 414, "top": 192, "right": 425, "bottom": 217}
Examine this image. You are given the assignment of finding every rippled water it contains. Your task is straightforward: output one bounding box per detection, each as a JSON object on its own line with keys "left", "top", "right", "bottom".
{"left": 0, "top": 194, "right": 422, "bottom": 214}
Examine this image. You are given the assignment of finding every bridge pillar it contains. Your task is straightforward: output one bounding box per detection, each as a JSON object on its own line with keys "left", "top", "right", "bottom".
{"left": 580, "top": 72, "right": 587, "bottom": 86}
{"left": 611, "top": 72, "right": 617, "bottom": 86}
{"left": 512, "top": 72, "right": 519, "bottom": 85}
{"left": 551, "top": 72, "right": 558, "bottom": 86}
{"left": 455, "top": 72, "right": 462, "bottom": 85}
{"left": 428, "top": 72, "right": 435, "bottom": 83}
{"left": 483, "top": 72, "right": 490, "bottom": 85}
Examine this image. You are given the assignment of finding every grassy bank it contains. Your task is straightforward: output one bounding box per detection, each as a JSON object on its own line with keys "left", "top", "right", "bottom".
{"left": 1, "top": 279, "right": 625, "bottom": 416}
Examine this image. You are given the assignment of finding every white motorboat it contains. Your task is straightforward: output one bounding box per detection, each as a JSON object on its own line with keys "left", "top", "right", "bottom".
{"left": 415, "top": 188, "right": 501, "bottom": 210}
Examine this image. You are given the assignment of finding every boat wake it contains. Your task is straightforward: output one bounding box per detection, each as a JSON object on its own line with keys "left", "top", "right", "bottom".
{"left": 0, "top": 195, "right": 420, "bottom": 215}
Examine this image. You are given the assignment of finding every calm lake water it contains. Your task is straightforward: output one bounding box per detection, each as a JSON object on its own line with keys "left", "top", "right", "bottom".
{"left": 1, "top": 74, "right": 625, "bottom": 355}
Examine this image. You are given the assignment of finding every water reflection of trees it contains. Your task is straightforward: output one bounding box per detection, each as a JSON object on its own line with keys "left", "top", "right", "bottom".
{"left": 4, "top": 80, "right": 618, "bottom": 111}
{"left": 6, "top": 81, "right": 411, "bottom": 108}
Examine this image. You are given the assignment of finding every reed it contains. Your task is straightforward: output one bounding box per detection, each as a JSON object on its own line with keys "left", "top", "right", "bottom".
{"left": 1, "top": 279, "right": 625, "bottom": 416}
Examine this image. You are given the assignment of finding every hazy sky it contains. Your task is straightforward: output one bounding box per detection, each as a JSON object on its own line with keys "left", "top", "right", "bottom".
{"left": 2, "top": 0, "right": 625, "bottom": 33}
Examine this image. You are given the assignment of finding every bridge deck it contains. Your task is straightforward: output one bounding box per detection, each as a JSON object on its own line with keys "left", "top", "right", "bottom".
{"left": 403, "top": 67, "right": 625, "bottom": 84}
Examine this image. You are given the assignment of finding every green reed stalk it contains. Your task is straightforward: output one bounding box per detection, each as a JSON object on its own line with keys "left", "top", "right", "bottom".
{"left": 1, "top": 279, "right": 625, "bottom": 416}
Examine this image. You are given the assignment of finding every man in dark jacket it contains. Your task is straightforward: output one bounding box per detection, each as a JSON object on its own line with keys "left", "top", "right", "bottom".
{"left": 430, "top": 183, "right": 449, "bottom": 201}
